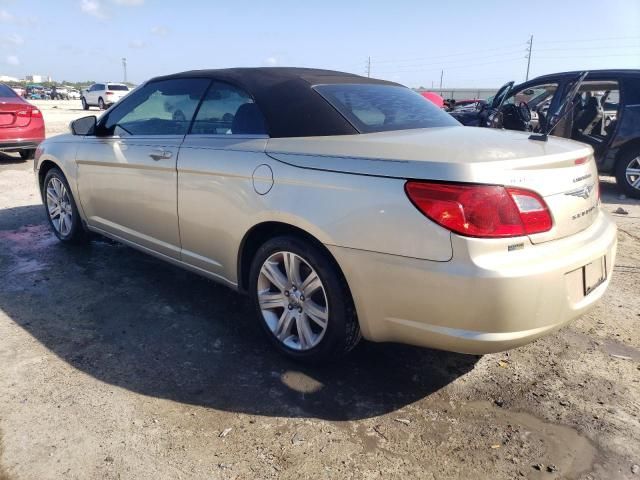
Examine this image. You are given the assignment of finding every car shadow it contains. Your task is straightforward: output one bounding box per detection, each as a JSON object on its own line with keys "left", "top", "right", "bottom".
{"left": 599, "top": 176, "right": 640, "bottom": 207}
{"left": 0, "top": 152, "right": 27, "bottom": 164}
{"left": 0, "top": 205, "right": 478, "bottom": 421}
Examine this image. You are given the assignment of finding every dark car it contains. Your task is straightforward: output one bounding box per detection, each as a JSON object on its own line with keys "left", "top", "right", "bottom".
{"left": 451, "top": 70, "right": 640, "bottom": 198}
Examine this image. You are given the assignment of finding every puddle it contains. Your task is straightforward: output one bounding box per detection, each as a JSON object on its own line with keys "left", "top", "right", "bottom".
{"left": 463, "top": 401, "right": 598, "bottom": 479}
{"left": 0, "top": 224, "right": 57, "bottom": 254}
{"left": 601, "top": 338, "right": 640, "bottom": 361}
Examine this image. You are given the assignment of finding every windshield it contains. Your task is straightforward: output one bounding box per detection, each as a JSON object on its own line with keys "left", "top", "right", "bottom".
{"left": 314, "top": 84, "right": 459, "bottom": 133}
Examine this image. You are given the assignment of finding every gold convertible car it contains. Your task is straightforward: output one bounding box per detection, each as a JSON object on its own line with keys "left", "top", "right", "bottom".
{"left": 34, "top": 68, "right": 617, "bottom": 362}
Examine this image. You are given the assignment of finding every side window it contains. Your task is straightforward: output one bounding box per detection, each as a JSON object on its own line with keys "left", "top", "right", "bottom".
{"left": 95, "top": 84, "right": 104, "bottom": 91}
{"left": 191, "top": 81, "right": 267, "bottom": 135}
{"left": 101, "top": 78, "right": 210, "bottom": 136}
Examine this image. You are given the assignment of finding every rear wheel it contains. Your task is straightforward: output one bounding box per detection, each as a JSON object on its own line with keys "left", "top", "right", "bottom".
{"left": 249, "top": 236, "right": 360, "bottom": 363}
{"left": 615, "top": 149, "right": 640, "bottom": 199}
{"left": 81, "top": 97, "right": 88, "bottom": 110}
{"left": 19, "top": 149, "right": 35, "bottom": 160}
{"left": 98, "top": 97, "right": 105, "bottom": 110}
{"left": 42, "top": 168, "right": 87, "bottom": 243}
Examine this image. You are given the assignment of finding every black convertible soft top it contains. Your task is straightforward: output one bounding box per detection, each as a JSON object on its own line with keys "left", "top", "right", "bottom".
{"left": 153, "top": 67, "right": 402, "bottom": 138}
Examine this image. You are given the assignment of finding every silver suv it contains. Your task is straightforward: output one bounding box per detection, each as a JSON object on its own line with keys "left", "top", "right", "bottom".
{"left": 81, "top": 82, "right": 130, "bottom": 110}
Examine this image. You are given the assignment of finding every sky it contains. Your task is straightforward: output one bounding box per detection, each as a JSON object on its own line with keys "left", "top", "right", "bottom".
{"left": 0, "top": 0, "right": 639, "bottom": 88}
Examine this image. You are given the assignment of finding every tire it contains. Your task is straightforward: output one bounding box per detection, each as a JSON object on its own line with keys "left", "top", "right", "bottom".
{"left": 81, "top": 97, "right": 89, "bottom": 110}
{"left": 42, "top": 168, "right": 88, "bottom": 244}
{"left": 98, "top": 97, "right": 105, "bottom": 110}
{"left": 19, "top": 149, "right": 35, "bottom": 160}
{"left": 248, "top": 235, "right": 360, "bottom": 363}
{"left": 614, "top": 148, "right": 640, "bottom": 199}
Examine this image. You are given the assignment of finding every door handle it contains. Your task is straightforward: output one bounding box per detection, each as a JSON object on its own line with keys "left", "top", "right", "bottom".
{"left": 149, "top": 149, "right": 173, "bottom": 161}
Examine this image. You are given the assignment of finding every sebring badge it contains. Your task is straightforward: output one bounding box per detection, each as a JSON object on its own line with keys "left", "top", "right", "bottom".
{"left": 566, "top": 183, "right": 595, "bottom": 200}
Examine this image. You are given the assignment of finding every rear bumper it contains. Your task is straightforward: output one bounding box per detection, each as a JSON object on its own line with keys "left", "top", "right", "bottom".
{"left": 0, "top": 140, "right": 41, "bottom": 152}
{"left": 329, "top": 209, "right": 617, "bottom": 354}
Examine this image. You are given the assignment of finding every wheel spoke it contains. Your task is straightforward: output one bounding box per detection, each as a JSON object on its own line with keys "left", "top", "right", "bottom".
{"left": 300, "top": 270, "right": 322, "bottom": 297}
{"left": 258, "top": 290, "right": 285, "bottom": 310}
{"left": 296, "top": 315, "right": 315, "bottom": 349}
{"left": 626, "top": 168, "right": 640, "bottom": 175}
{"left": 274, "top": 310, "right": 295, "bottom": 340}
{"left": 632, "top": 177, "right": 640, "bottom": 189}
{"left": 46, "top": 188, "right": 57, "bottom": 204}
{"left": 305, "top": 301, "right": 328, "bottom": 328}
{"left": 283, "top": 252, "right": 302, "bottom": 286}
{"left": 260, "top": 261, "right": 288, "bottom": 292}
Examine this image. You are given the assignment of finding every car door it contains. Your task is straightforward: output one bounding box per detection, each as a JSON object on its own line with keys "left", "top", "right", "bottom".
{"left": 177, "top": 80, "right": 269, "bottom": 282}
{"left": 87, "top": 84, "right": 100, "bottom": 105}
{"left": 76, "top": 77, "right": 211, "bottom": 259}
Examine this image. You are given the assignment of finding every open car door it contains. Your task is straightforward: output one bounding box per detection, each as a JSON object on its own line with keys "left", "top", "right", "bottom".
{"left": 483, "top": 81, "right": 514, "bottom": 127}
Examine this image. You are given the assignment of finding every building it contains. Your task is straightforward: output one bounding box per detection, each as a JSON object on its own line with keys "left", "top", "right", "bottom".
{"left": 24, "top": 74, "right": 51, "bottom": 83}
{"left": 0, "top": 75, "right": 20, "bottom": 82}
{"left": 416, "top": 87, "right": 499, "bottom": 101}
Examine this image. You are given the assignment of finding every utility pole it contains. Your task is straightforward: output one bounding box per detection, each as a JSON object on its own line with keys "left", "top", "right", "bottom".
{"left": 525, "top": 35, "right": 533, "bottom": 81}
{"left": 366, "top": 56, "right": 371, "bottom": 78}
{"left": 439, "top": 70, "right": 443, "bottom": 90}
{"left": 122, "top": 57, "right": 127, "bottom": 83}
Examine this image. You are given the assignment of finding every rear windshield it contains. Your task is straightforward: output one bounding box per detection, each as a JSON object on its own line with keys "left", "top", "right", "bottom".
{"left": 314, "top": 84, "right": 459, "bottom": 133}
{"left": 108, "top": 84, "right": 129, "bottom": 91}
{"left": 0, "top": 84, "right": 18, "bottom": 98}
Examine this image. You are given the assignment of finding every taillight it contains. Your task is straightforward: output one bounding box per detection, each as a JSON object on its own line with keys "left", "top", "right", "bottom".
{"left": 14, "top": 109, "right": 33, "bottom": 127}
{"left": 31, "top": 109, "right": 42, "bottom": 118}
{"left": 105, "top": 91, "right": 113, "bottom": 95}
{"left": 405, "top": 181, "right": 552, "bottom": 238}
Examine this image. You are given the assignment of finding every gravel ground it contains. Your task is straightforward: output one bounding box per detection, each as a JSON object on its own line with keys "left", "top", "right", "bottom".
{"left": 0, "top": 101, "right": 639, "bottom": 480}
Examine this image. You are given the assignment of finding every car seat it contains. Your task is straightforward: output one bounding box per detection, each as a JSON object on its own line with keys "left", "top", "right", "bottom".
{"left": 231, "top": 103, "right": 267, "bottom": 135}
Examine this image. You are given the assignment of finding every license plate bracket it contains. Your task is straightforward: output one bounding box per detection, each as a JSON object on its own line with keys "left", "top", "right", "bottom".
{"left": 583, "top": 256, "right": 606, "bottom": 296}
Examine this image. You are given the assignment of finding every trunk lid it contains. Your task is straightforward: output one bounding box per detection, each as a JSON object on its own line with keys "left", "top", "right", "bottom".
{"left": 266, "top": 126, "right": 599, "bottom": 243}
{"left": 0, "top": 98, "right": 28, "bottom": 127}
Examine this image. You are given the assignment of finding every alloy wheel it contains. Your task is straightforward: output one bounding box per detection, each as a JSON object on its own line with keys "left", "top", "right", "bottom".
{"left": 257, "top": 251, "right": 329, "bottom": 351}
{"left": 625, "top": 155, "right": 640, "bottom": 191}
{"left": 45, "top": 177, "right": 73, "bottom": 236}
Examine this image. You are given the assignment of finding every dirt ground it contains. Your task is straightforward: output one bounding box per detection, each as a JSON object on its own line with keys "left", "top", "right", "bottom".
{"left": 0, "top": 101, "right": 639, "bottom": 480}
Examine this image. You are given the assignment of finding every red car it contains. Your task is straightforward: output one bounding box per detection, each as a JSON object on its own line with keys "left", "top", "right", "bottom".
{"left": 0, "top": 82, "right": 45, "bottom": 160}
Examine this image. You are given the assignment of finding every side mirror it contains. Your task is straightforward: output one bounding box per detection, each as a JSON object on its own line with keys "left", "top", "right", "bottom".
{"left": 70, "top": 115, "right": 97, "bottom": 136}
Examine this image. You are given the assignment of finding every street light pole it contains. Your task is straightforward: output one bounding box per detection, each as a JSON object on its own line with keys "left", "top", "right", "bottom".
{"left": 122, "top": 57, "right": 127, "bottom": 83}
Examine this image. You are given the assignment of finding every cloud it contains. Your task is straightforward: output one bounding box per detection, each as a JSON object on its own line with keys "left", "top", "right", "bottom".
{"left": 6, "top": 54, "right": 19, "bottom": 65}
{"left": 150, "top": 25, "right": 169, "bottom": 36}
{"left": 128, "top": 39, "right": 146, "bottom": 49}
{"left": 1, "top": 33, "right": 24, "bottom": 47}
{"left": 0, "top": 9, "right": 13, "bottom": 22}
{"left": 112, "top": 0, "right": 144, "bottom": 5}
{"left": 264, "top": 57, "right": 278, "bottom": 66}
{"left": 80, "top": 0, "right": 107, "bottom": 19}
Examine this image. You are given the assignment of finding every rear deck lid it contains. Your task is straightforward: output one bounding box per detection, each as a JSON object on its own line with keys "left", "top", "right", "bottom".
{"left": 266, "top": 126, "right": 599, "bottom": 243}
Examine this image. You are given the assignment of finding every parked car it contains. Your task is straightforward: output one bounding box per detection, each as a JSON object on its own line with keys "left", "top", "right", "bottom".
{"left": 26, "top": 85, "right": 50, "bottom": 100}
{"left": 51, "top": 85, "right": 69, "bottom": 100}
{"left": 0, "top": 82, "right": 45, "bottom": 159}
{"left": 10, "top": 85, "right": 26, "bottom": 97}
{"left": 81, "top": 82, "right": 130, "bottom": 110}
{"left": 67, "top": 88, "right": 81, "bottom": 100}
{"left": 34, "top": 68, "right": 616, "bottom": 362}
{"left": 450, "top": 70, "right": 640, "bottom": 198}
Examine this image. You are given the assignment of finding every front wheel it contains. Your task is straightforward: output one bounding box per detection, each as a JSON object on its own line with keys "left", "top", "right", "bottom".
{"left": 42, "top": 168, "right": 88, "bottom": 243}
{"left": 249, "top": 236, "right": 360, "bottom": 363}
{"left": 614, "top": 149, "right": 640, "bottom": 199}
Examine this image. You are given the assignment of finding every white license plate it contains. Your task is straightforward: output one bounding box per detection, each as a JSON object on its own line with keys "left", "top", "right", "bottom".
{"left": 583, "top": 256, "right": 606, "bottom": 296}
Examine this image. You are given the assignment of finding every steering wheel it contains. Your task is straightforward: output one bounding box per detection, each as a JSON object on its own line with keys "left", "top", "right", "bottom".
{"left": 517, "top": 101, "right": 531, "bottom": 123}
